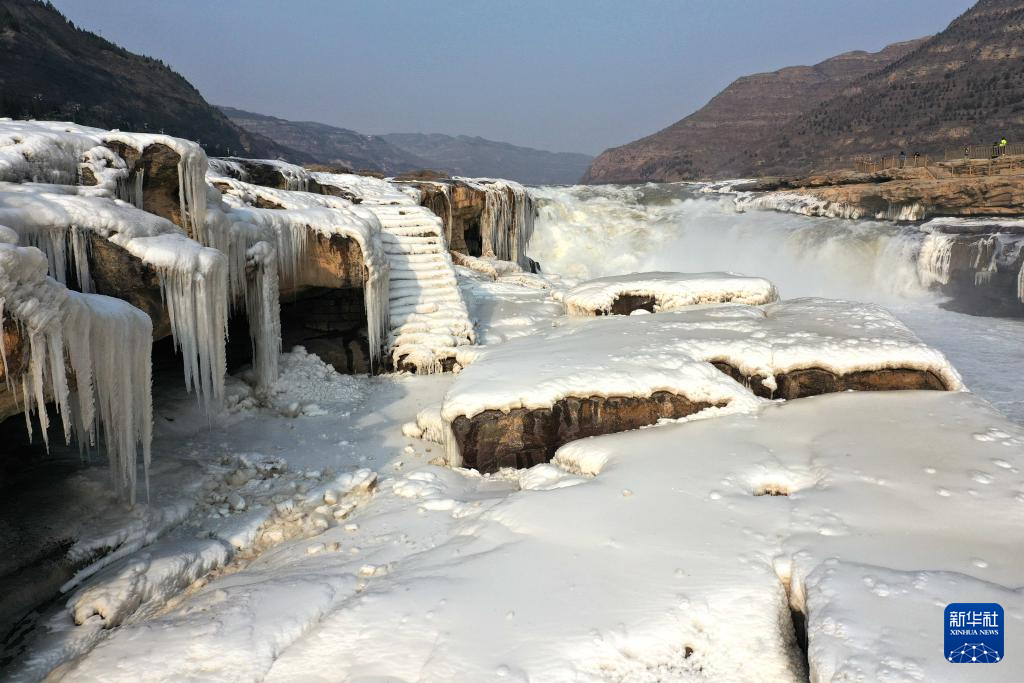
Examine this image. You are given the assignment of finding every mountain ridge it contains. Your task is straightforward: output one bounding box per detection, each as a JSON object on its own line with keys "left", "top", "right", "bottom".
{"left": 381, "top": 132, "right": 593, "bottom": 185}
{"left": 217, "top": 106, "right": 428, "bottom": 174}
{"left": 0, "top": 0, "right": 300, "bottom": 159}
{"left": 582, "top": 38, "right": 929, "bottom": 183}
{"left": 222, "top": 107, "right": 593, "bottom": 184}
{"left": 752, "top": 0, "right": 1024, "bottom": 175}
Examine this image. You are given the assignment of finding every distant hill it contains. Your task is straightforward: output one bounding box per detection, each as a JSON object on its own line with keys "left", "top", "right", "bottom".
{"left": 219, "top": 107, "right": 427, "bottom": 174}
{"left": 382, "top": 133, "right": 594, "bottom": 185}
{"left": 586, "top": 0, "right": 1024, "bottom": 182}
{"left": 0, "top": 0, "right": 298, "bottom": 159}
{"left": 753, "top": 0, "right": 1024, "bottom": 175}
{"left": 583, "top": 38, "right": 927, "bottom": 183}
{"left": 223, "top": 107, "right": 592, "bottom": 184}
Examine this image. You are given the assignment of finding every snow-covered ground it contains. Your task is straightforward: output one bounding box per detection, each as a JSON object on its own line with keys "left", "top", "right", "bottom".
{"left": 4, "top": 179, "right": 1024, "bottom": 681}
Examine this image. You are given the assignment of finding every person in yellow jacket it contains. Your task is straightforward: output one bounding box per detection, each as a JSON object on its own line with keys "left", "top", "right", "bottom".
{"left": 999, "top": 137, "right": 1008, "bottom": 155}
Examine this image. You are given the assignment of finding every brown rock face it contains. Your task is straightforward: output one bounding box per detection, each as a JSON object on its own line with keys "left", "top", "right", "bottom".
{"left": 105, "top": 142, "right": 188, "bottom": 230}
{"left": 276, "top": 233, "right": 377, "bottom": 373}
{"left": 402, "top": 179, "right": 516, "bottom": 257}
{"left": 279, "top": 288, "right": 370, "bottom": 374}
{"left": 0, "top": 316, "right": 30, "bottom": 423}
{"left": 281, "top": 234, "right": 367, "bottom": 294}
{"left": 86, "top": 234, "right": 171, "bottom": 340}
{"left": 398, "top": 179, "right": 488, "bottom": 254}
{"left": 802, "top": 173, "right": 1024, "bottom": 219}
{"left": 311, "top": 182, "right": 360, "bottom": 204}
{"left": 582, "top": 39, "right": 925, "bottom": 183}
{"left": 451, "top": 392, "right": 719, "bottom": 472}
{"left": 606, "top": 295, "right": 656, "bottom": 316}
{"left": 711, "top": 362, "right": 948, "bottom": 399}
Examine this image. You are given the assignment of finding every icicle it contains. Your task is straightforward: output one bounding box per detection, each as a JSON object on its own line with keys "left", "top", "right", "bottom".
{"left": 69, "top": 226, "right": 93, "bottom": 292}
{"left": 455, "top": 178, "right": 535, "bottom": 267}
{"left": 176, "top": 151, "right": 209, "bottom": 239}
{"left": 1018, "top": 261, "right": 1024, "bottom": 303}
{"left": 202, "top": 187, "right": 283, "bottom": 387}
{"left": 67, "top": 292, "right": 153, "bottom": 503}
{"left": 364, "top": 258, "right": 390, "bottom": 374}
{"left": 244, "top": 241, "right": 281, "bottom": 388}
{"left": 156, "top": 254, "right": 228, "bottom": 408}
{"left": 1, "top": 238, "right": 154, "bottom": 502}
{"left": 443, "top": 421, "right": 462, "bottom": 468}
{"left": 0, "top": 300, "right": 9, "bottom": 390}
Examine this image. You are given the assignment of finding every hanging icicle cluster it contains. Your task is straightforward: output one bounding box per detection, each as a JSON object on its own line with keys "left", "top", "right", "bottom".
{"left": 454, "top": 177, "right": 535, "bottom": 268}
{"left": 0, "top": 231, "right": 153, "bottom": 503}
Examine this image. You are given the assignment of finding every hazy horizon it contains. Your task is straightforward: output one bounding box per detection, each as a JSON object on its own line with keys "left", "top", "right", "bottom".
{"left": 52, "top": 0, "right": 975, "bottom": 155}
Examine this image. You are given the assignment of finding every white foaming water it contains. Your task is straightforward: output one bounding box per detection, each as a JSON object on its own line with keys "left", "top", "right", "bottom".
{"left": 530, "top": 184, "right": 929, "bottom": 303}
{"left": 528, "top": 183, "right": 1024, "bottom": 422}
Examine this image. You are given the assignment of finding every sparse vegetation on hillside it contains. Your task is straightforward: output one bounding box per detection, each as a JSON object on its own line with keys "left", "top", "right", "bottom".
{"left": 0, "top": 0, "right": 300, "bottom": 158}
{"left": 585, "top": 0, "right": 1024, "bottom": 182}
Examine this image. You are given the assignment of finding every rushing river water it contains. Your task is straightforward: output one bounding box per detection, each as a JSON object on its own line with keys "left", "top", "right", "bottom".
{"left": 527, "top": 183, "right": 1024, "bottom": 423}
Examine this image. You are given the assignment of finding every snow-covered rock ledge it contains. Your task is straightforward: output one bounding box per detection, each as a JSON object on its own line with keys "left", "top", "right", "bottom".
{"left": 561, "top": 271, "right": 778, "bottom": 316}
{"left": 427, "top": 298, "right": 961, "bottom": 471}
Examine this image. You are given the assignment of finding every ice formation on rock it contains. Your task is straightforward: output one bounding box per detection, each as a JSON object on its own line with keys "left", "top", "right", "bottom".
{"left": 201, "top": 187, "right": 281, "bottom": 386}
{"left": 916, "top": 233, "right": 956, "bottom": 287}
{"left": 314, "top": 172, "right": 474, "bottom": 373}
{"left": 104, "top": 130, "right": 208, "bottom": 237}
{"left": 734, "top": 190, "right": 926, "bottom": 222}
{"left": 209, "top": 174, "right": 390, "bottom": 372}
{"left": 117, "top": 234, "right": 228, "bottom": 407}
{"left": 561, "top": 271, "right": 779, "bottom": 316}
{"left": 0, "top": 119, "right": 113, "bottom": 185}
{"left": 0, "top": 186, "right": 228, "bottom": 405}
{"left": 0, "top": 232, "right": 152, "bottom": 502}
{"left": 66, "top": 292, "right": 154, "bottom": 502}
{"left": 453, "top": 177, "right": 535, "bottom": 268}
{"left": 212, "top": 157, "right": 311, "bottom": 192}
{"left": 311, "top": 171, "right": 414, "bottom": 205}
{"left": 916, "top": 219, "right": 1024, "bottom": 303}
{"left": 243, "top": 241, "right": 281, "bottom": 387}
{"left": 450, "top": 251, "right": 527, "bottom": 281}
{"left": 0, "top": 120, "right": 209, "bottom": 236}
{"left": 0, "top": 120, "right": 237, "bottom": 399}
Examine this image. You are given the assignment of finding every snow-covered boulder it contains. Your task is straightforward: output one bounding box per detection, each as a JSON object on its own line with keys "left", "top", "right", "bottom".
{"left": 436, "top": 298, "right": 961, "bottom": 470}
{"left": 209, "top": 157, "right": 315, "bottom": 193}
{"left": 0, "top": 120, "right": 208, "bottom": 235}
{"left": 561, "top": 271, "right": 779, "bottom": 316}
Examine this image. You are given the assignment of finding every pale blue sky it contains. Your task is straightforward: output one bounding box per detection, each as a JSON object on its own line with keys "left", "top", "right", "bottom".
{"left": 53, "top": 0, "right": 975, "bottom": 154}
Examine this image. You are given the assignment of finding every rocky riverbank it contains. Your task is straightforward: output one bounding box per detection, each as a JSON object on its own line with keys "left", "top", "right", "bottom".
{"left": 735, "top": 165, "right": 1024, "bottom": 221}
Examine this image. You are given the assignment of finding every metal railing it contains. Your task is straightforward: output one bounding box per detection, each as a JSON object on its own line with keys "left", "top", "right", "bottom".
{"left": 809, "top": 143, "right": 1023, "bottom": 176}
{"left": 946, "top": 156, "right": 1024, "bottom": 177}
{"left": 943, "top": 143, "right": 1024, "bottom": 161}
{"left": 853, "top": 154, "right": 931, "bottom": 173}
